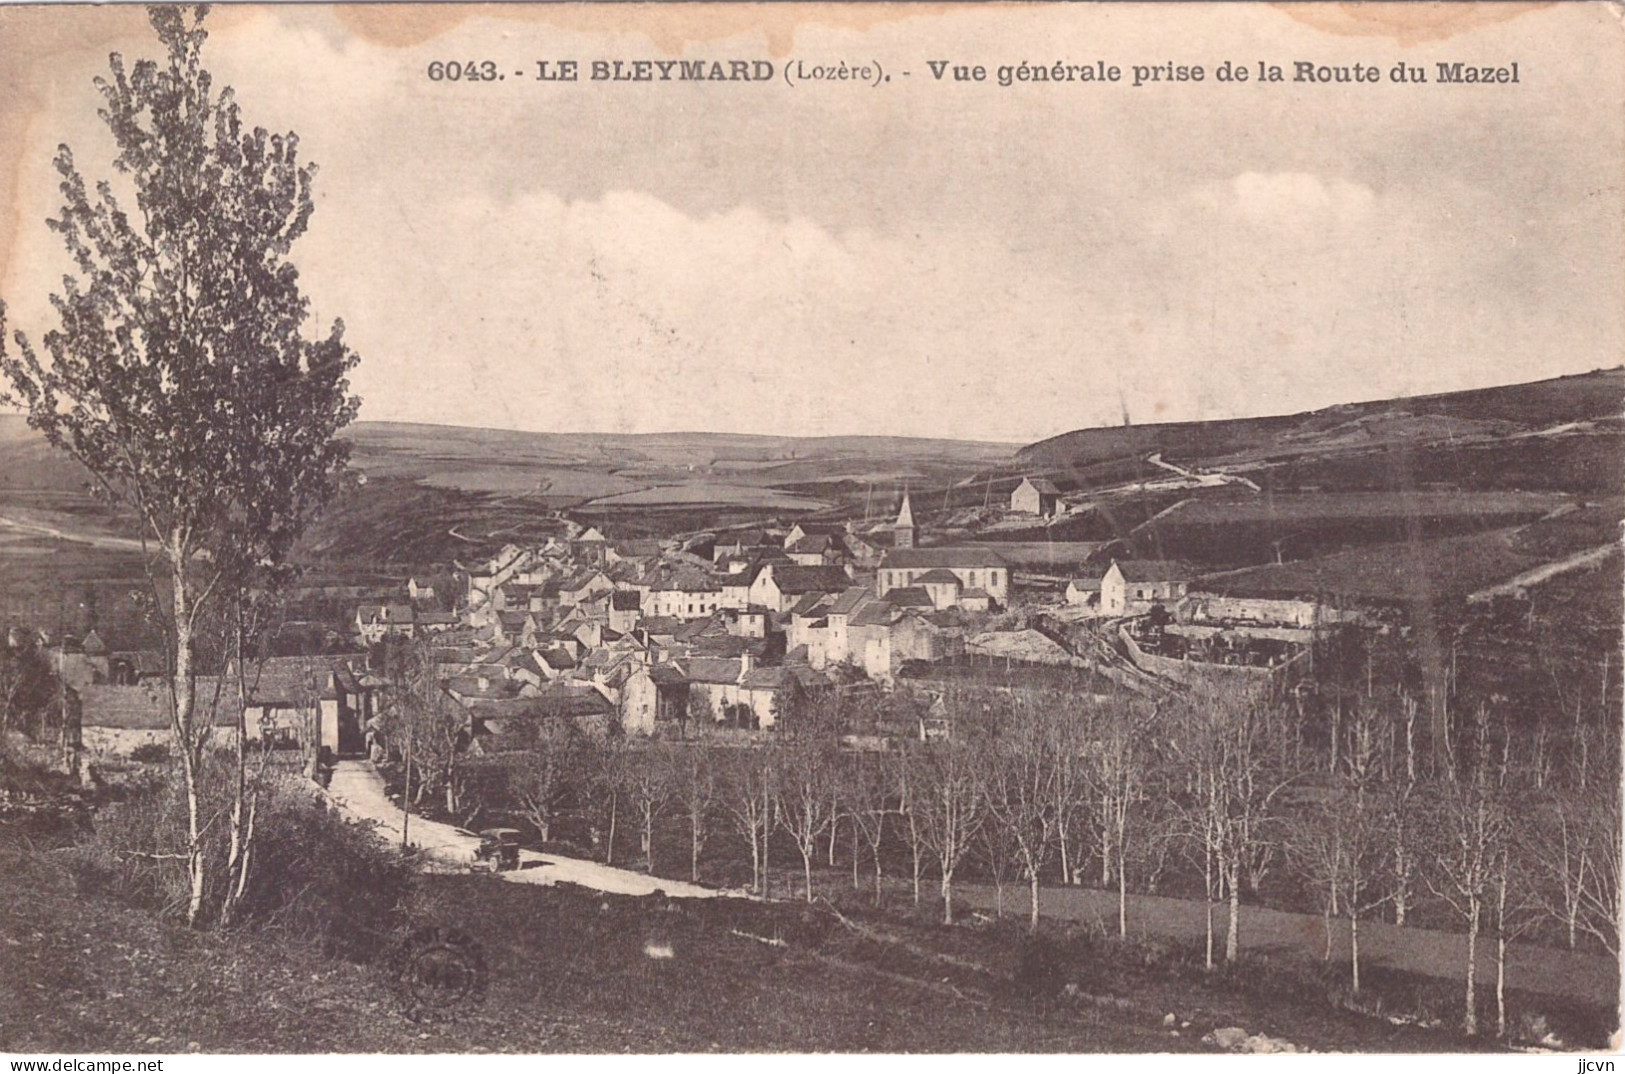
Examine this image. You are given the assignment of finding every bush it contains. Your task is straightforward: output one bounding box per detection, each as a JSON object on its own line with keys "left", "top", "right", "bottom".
{"left": 232, "top": 785, "right": 412, "bottom": 961}
{"left": 71, "top": 764, "right": 411, "bottom": 958}
{"left": 129, "top": 742, "right": 170, "bottom": 765}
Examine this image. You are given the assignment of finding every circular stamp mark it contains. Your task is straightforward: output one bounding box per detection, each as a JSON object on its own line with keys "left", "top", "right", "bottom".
{"left": 390, "top": 925, "right": 489, "bottom": 1021}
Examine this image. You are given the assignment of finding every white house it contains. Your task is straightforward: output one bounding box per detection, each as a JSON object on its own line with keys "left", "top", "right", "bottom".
{"left": 1100, "top": 560, "right": 1192, "bottom": 617}
{"left": 1011, "top": 477, "right": 1061, "bottom": 518}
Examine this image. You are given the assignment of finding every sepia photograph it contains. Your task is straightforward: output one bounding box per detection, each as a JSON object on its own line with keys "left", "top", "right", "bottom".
{"left": 0, "top": 0, "right": 1620, "bottom": 1059}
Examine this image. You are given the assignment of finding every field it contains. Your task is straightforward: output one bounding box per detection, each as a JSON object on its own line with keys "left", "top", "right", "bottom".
{"left": 1135, "top": 490, "right": 1569, "bottom": 567}
{"left": 0, "top": 416, "right": 1014, "bottom": 571}
{"left": 583, "top": 484, "right": 831, "bottom": 510}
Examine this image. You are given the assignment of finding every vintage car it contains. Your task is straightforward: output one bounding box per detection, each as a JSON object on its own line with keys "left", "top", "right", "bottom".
{"left": 471, "top": 828, "right": 522, "bottom": 873}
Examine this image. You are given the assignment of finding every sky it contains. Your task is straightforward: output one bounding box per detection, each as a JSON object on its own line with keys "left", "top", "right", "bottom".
{"left": 0, "top": 2, "right": 1620, "bottom": 443}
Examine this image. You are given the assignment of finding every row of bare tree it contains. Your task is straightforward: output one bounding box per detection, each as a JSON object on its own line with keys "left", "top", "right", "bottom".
{"left": 447, "top": 676, "right": 1616, "bottom": 1038}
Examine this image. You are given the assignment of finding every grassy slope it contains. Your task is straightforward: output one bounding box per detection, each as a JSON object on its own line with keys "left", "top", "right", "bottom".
{"left": 1019, "top": 369, "right": 1625, "bottom": 475}
{"left": 1, "top": 841, "right": 1527, "bottom": 1055}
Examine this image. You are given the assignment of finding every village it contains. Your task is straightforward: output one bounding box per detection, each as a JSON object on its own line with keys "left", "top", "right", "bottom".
{"left": 43, "top": 475, "right": 1350, "bottom": 764}
{"left": 0, "top": 3, "right": 1620, "bottom": 1054}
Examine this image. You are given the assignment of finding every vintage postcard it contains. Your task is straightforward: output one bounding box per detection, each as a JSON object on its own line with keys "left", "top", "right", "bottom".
{"left": 0, "top": 0, "right": 1620, "bottom": 1061}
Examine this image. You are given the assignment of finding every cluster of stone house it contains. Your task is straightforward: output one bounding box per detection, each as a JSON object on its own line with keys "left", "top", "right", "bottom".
{"left": 72, "top": 654, "right": 381, "bottom": 758}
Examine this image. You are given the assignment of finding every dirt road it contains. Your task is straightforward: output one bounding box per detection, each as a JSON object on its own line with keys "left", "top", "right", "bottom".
{"left": 324, "top": 760, "right": 722, "bottom": 899}
{"left": 955, "top": 881, "right": 1617, "bottom": 1005}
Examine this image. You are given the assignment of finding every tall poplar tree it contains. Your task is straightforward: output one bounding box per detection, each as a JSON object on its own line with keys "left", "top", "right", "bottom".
{"left": 0, "top": 5, "right": 360, "bottom": 926}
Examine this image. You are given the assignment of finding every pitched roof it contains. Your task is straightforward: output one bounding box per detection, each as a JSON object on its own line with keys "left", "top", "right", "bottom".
{"left": 850, "top": 602, "right": 902, "bottom": 628}
{"left": 826, "top": 587, "right": 873, "bottom": 617}
{"left": 886, "top": 586, "right": 936, "bottom": 609}
{"left": 1019, "top": 477, "right": 1062, "bottom": 495}
{"left": 640, "top": 616, "right": 684, "bottom": 636}
{"left": 768, "top": 565, "right": 852, "bottom": 595}
{"left": 895, "top": 492, "right": 915, "bottom": 529}
{"left": 537, "top": 647, "right": 578, "bottom": 671}
{"left": 914, "top": 568, "right": 963, "bottom": 586}
{"left": 682, "top": 657, "right": 744, "bottom": 685}
{"left": 787, "top": 533, "right": 845, "bottom": 556}
{"left": 81, "top": 681, "right": 241, "bottom": 729}
{"left": 238, "top": 656, "right": 337, "bottom": 704}
{"left": 644, "top": 665, "right": 688, "bottom": 687}
{"left": 1112, "top": 559, "right": 1193, "bottom": 583}
{"left": 790, "top": 592, "right": 831, "bottom": 617}
{"left": 610, "top": 590, "right": 642, "bottom": 610}
{"left": 882, "top": 548, "right": 1008, "bottom": 569}
{"left": 741, "top": 665, "right": 830, "bottom": 691}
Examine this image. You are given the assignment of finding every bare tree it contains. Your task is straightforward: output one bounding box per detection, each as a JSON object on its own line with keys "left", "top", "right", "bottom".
{"left": 671, "top": 742, "right": 718, "bottom": 884}
{"left": 894, "top": 746, "right": 929, "bottom": 908}
{"left": 843, "top": 749, "right": 895, "bottom": 906}
{"left": 509, "top": 717, "right": 580, "bottom": 843}
{"left": 1171, "top": 685, "right": 1293, "bottom": 965}
{"left": 981, "top": 695, "right": 1067, "bottom": 931}
{"left": 1424, "top": 706, "right": 1509, "bottom": 1036}
{"left": 719, "top": 746, "right": 773, "bottom": 896}
{"left": 908, "top": 732, "right": 986, "bottom": 924}
{"left": 621, "top": 743, "right": 672, "bottom": 874}
{"left": 1088, "top": 700, "right": 1152, "bottom": 938}
{"left": 774, "top": 738, "right": 839, "bottom": 902}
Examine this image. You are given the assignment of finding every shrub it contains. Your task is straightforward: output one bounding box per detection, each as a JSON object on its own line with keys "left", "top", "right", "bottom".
{"left": 129, "top": 742, "right": 170, "bottom": 765}
{"left": 232, "top": 785, "right": 412, "bottom": 961}
{"left": 71, "top": 764, "right": 411, "bottom": 957}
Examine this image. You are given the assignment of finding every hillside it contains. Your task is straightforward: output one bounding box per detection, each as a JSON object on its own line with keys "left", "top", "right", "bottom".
{"left": 1020, "top": 368, "right": 1625, "bottom": 493}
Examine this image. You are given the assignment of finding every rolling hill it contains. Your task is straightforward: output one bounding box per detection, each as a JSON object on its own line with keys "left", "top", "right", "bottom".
{"left": 1019, "top": 368, "right": 1625, "bottom": 494}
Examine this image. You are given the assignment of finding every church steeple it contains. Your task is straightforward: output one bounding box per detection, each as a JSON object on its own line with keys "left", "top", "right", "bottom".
{"left": 894, "top": 488, "right": 917, "bottom": 550}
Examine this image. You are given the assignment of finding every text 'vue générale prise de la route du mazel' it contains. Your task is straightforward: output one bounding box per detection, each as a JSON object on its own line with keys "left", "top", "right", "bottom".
{"left": 430, "top": 57, "right": 1523, "bottom": 88}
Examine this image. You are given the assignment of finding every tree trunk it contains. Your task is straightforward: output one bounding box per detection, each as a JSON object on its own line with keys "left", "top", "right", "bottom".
{"left": 690, "top": 814, "right": 701, "bottom": 883}
{"left": 802, "top": 848, "right": 814, "bottom": 903}
{"left": 909, "top": 823, "right": 922, "bottom": 906}
{"left": 1495, "top": 932, "right": 1507, "bottom": 1038}
{"left": 747, "top": 820, "right": 761, "bottom": 895}
{"left": 851, "top": 823, "right": 860, "bottom": 889}
{"left": 1117, "top": 854, "right": 1128, "bottom": 938}
{"left": 872, "top": 840, "right": 884, "bottom": 907}
{"left": 1464, "top": 908, "right": 1480, "bottom": 1035}
{"left": 606, "top": 793, "right": 617, "bottom": 866}
{"left": 1028, "top": 870, "right": 1041, "bottom": 932}
{"left": 1203, "top": 848, "right": 1215, "bottom": 971}
{"left": 221, "top": 607, "right": 249, "bottom": 928}
{"left": 1205, "top": 898, "right": 1215, "bottom": 971}
{"left": 1056, "top": 818, "right": 1071, "bottom": 886}
{"left": 1225, "top": 864, "right": 1241, "bottom": 963}
{"left": 1350, "top": 912, "right": 1361, "bottom": 993}
{"left": 942, "top": 870, "right": 954, "bottom": 924}
{"left": 171, "top": 559, "right": 207, "bottom": 929}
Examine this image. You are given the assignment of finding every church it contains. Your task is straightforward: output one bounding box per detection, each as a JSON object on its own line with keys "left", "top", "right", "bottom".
{"left": 876, "top": 491, "right": 1010, "bottom": 609}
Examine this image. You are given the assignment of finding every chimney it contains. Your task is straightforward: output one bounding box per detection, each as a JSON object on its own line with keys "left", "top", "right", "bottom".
{"left": 738, "top": 650, "right": 754, "bottom": 682}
